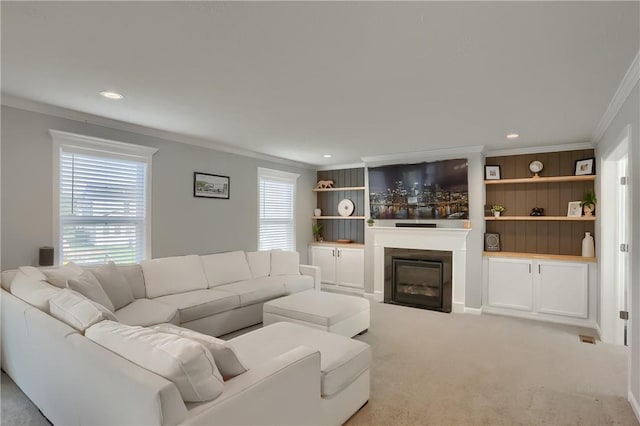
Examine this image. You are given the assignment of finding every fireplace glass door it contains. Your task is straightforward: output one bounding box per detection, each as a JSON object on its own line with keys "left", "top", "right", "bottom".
{"left": 391, "top": 258, "right": 443, "bottom": 309}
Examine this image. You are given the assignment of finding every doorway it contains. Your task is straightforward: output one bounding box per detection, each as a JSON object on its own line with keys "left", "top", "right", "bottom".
{"left": 600, "top": 126, "right": 631, "bottom": 345}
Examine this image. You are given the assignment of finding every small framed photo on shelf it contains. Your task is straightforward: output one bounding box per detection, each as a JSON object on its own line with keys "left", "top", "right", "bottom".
{"left": 484, "top": 233, "right": 501, "bottom": 251}
{"left": 194, "top": 172, "right": 230, "bottom": 199}
{"left": 574, "top": 157, "right": 595, "bottom": 176}
{"left": 485, "top": 165, "right": 501, "bottom": 180}
{"left": 567, "top": 201, "right": 582, "bottom": 217}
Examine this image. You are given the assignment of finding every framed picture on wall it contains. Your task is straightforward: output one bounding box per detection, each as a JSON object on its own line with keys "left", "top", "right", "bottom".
{"left": 574, "top": 157, "right": 595, "bottom": 175}
{"left": 484, "top": 165, "right": 501, "bottom": 180}
{"left": 194, "top": 172, "right": 230, "bottom": 199}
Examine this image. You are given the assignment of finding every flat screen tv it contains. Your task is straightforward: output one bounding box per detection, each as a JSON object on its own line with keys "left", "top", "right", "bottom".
{"left": 368, "top": 158, "right": 468, "bottom": 220}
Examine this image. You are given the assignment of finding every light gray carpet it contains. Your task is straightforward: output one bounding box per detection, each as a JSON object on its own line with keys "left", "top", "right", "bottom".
{"left": 347, "top": 301, "right": 638, "bottom": 425}
{"left": 2, "top": 301, "right": 637, "bottom": 425}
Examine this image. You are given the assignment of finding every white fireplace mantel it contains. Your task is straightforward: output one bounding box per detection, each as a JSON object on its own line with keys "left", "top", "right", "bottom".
{"left": 370, "top": 227, "right": 471, "bottom": 313}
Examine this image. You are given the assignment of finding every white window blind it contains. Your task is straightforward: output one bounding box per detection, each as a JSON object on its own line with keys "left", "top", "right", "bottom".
{"left": 258, "top": 168, "right": 299, "bottom": 251}
{"left": 52, "top": 130, "right": 157, "bottom": 265}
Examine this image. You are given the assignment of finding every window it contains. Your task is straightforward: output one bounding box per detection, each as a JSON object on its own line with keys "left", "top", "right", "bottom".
{"left": 258, "top": 167, "right": 299, "bottom": 251}
{"left": 51, "top": 130, "right": 157, "bottom": 265}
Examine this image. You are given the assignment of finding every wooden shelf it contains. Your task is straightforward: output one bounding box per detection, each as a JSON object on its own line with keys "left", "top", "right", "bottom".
{"left": 484, "top": 251, "right": 597, "bottom": 263}
{"left": 313, "top": 216, "right": 365, "bottom": 220}
{"left": 485, "top": 215, "right": 596, "bottom": 221}
{"left": 485, "top": 175, "right": 595, "bottom": 185}
{"left": 309, "top": 241, "right": 365, "bottom": 248}
{"left": 313, "top": 186, "right": 366, "bottom": 192}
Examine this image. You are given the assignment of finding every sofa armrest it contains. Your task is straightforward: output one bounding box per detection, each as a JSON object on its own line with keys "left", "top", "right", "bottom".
{"left": 299, "top": 264, "right": 321, "bottom": 290}
{"left": 182, "top": 346, "right": 322, "bottom": 425}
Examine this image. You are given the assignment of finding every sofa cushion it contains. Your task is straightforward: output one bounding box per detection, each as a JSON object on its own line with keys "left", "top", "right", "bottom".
{"left": 87, "top": 262, "right": 135, "bottom": 310}
{"left": 201, "top": 251, "right": 253, "bottom": 287}
{"left": 117, "top": 264, "right": 147, "bottom": 299}
{"left": 19, "top": 266, "right": 48, "bottom": 281}
{"left": 280, "top": 275, "right": 315, "bottom": 294}
{"left": 10, "top": 271, "right": 61, "bottom": 313}
{"left": 153, "top": 289, "right": 240, "bottom": 323}
{"left": 152, "top": 323, "right": 248, "bottom": 381}
{"left": 246, "top": 251, "right": 271, "bottom": 278}
{"left": 115, "top": 298, "right": 179, "bottom": 327}
{"left": 86, "top": 321, "right": 223, "bottom": 402}
{"left": 42, "top": 262, "right": 84, "bottom": 288}
{"left": 270, "top": 251, "right": 300, "bottom": 276}
{"left": 49, "top": 289, "right": 118, "bottom": 333}
{"left": 141, "top": 255, "right": 208, "bottom": 298}
{"left": 67, "top": 270, "right": 116, "bottom": 312}
{"left": 230, "top": 322, "right": 371, "bottom": 397}
{"left": 214, "top": 279, "right": 286, "bottom": 307}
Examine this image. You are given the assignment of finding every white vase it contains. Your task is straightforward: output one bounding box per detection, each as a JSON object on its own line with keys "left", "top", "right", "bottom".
{"left": 582, "top": 232, "right": 595, "bottom": 257}
{"left": 493, "top": 211, "right": 500, "bottom": 217}
{"left": 314, "top": 208, "right": 321, "bottom": 217}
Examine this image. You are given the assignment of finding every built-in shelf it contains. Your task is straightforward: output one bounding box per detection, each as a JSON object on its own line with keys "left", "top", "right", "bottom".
{"left": 312, "top": 186, "right": 366, "bottom": 192}
{"left": 485, "top": 175, "right": 595, "bottom": 185}
{"left": 485, "top": 215, "right": 596, "bottom": 221}
{"left": 312, "top": 216, "right": 365, "bottom": 220}
{"left": 309, "top": 241, "right": 365, "bottom": 248}
{"left": 483, "top": 251, "right": 597, "bottom": 263}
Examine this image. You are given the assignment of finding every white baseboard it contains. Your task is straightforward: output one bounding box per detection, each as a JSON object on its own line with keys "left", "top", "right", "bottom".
{"left": 452, "top": 302, "right": 465, "bottom": 314}
{"left": 364, "top": 292, "right": 379, "bottom": 301}
{"left": 630, "top": 389, "right": 640, "bottom": 423}
{"left": 464, "top": 306, "right": 482, "bottom": 315}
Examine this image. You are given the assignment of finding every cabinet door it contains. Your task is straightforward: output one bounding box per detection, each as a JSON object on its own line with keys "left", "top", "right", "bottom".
{"left": 310, "top": 246, "right": 337, "bottom": 284}
{"left": 336, "top": 248, "right": 364, "bottom": 289}
{"left": 487, "top": 258, "right": 533, "bottom": 311}
{"left": 536, "top": 261, "right": 588, "bottom": 318}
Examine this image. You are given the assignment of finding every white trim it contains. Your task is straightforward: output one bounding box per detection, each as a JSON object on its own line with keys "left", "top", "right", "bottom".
{"left": 361, "top": 146, "right": 484, "bottom": 167}
{"left": 316, "top": 162, "right": 365, "bottom": 171}
{"left": 257, "top": 167, "right": 299, "bottom": 251}
{"left": 51, "top": 130, "right": 157, "bottom": 264}
{"left": 630, "top": 389, "right": 640, "bottom": 424}
{"left": 256, "top": 167, "right": 300, "bottom": 182}
{"left": 486, "top": 141, "right": 594, "bottom": 157}
{"left": 464, "top": 306, "right": 482, "bottom": 315}
{"left": 4, "top": 95, "right": 314, "bottom": 170}
{"left": 593, "top": 50, "right": 640, "bottom": 144}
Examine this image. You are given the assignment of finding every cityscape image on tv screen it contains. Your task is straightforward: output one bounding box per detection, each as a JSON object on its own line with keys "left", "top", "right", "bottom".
{"left": 368, "top": 158, "right": 468, "bottom": 220}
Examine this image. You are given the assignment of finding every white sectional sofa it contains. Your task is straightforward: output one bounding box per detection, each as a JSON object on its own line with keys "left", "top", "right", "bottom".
{"left": 1, "top": 250, "right": 371, "bottom": 425}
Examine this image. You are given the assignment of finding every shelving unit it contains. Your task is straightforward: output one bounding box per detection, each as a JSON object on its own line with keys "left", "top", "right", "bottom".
{"left": 313, "top": 216, "right": 366, "bottom": 220}
{"left": 483, "top": 251, "right": 596, "bottom": 263}
{"left": 484, "top": 149, "right": 596, "bottom": 258}
{"left": 313, "top": 186, "right": 366, "bottom": 192}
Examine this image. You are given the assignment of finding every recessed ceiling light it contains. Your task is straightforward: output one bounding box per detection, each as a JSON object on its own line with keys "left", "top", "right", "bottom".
{"left": 506, "top": 133, "right": 520, "bottom": 139}
{"left": 323, "top": 154, "right": 332, "bottom": 158}
{"left": 100, "top": 91, "right": 124, "bottom": 100}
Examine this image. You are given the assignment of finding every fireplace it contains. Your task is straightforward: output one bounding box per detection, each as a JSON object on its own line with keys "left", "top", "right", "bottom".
{"left": 384, "top": 248, "right": 452, "bottom": 312}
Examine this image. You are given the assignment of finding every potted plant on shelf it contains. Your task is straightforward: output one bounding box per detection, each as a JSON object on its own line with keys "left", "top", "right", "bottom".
{"left": 491, "top": 204, "right": 505, "bottom": 217}
{"left": 581, "top": 190, "right": 597, "bottom": 217}
{"left": 312, "top": 223, "right": 323, "bottom": 242}
{"left": 367, "top": 218, "right": 375, "bottom": 227}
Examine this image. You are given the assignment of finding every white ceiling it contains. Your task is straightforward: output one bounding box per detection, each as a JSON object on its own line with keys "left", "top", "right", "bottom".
{"left": 2, "top": 2, "right": 639, "bottom": 167}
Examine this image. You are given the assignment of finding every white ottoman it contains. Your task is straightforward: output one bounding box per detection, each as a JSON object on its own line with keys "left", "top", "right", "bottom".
{"left": 263, "top": 290, "right": 370, "bottom": 337}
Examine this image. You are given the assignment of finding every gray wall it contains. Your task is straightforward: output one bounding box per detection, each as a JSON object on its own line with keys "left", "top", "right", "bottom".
{"left": 1, "top": 106, "right": 316, "bottom": 269}
{"left": 595, "top": 81, "right": 639, "bottom": 415}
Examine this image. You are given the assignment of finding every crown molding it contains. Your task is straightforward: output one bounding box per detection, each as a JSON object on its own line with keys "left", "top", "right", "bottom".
{"left": 361, "top": 146, "right": 484, "bottom": 167}
{"left": 485, "top": 141, "right": 594, "bottom": 157}
{"left": 1, "top": 94, "right": 315, "bottom": 170}
{"left": 592, "top": 49, "right": 640, "bottom": 144}
{"left": 316, "top": 162, "right": 365, "bottom": 171}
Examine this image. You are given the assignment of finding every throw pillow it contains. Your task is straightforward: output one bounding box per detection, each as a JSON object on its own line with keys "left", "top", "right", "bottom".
{"left": 49, "top": 289, "right": 118, "bottom": 333}
{"left": 151, "top": 323, "right": 247, "bottom": 380}
{"left": 18, "top": 266, "right": 48, "bottom": 281}
{"left": 88, "top": 262, "right": 135, "bottom": 310}
{"left": 10, "top": 271, "right": 61, "bottom": 313}
{"left": 245, "top": 251, "right": 271, "bottom": 278}
{"left": 67, "top": 270, "right": 116, "bottom": 313}
{"left": 42, "top": 262, "right": 83, "bottom": 288}
{"left": 200, "top": 251, "right": 253, "bottom": 287}
{"left": 86, "top": 321, "right": 224, "bottom": 402}
{"left": 270, "top": 251, "right": 301, "bottom": 276}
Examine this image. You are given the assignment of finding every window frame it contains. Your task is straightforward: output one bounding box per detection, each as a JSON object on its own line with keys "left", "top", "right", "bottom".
{"left": 257, "top": 167, "right": 300, "bottom": 251}
{"left": 51, "top": 130, "right": 158, "bottom": 265}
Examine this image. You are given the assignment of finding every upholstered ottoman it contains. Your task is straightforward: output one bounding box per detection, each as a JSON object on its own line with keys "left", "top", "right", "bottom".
{"left": 263, "top": 290, "right": 370, "bottom": 337}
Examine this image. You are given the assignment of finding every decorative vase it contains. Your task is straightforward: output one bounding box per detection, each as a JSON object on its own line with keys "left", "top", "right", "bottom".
{"left": 493, "top": 211, "right": 500, "bottom": 217}
{"left": 314, "top": 208, "right": 322, "bottom": 217}
{"left": 583, "top": 204, "right": 594, "bottom": 217}
{"left": 582, "top": 232, "right": 595, "bottom": 257}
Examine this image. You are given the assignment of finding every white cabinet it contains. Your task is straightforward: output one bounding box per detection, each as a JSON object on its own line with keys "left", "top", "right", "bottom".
{"left": 483, "top": 256, "right": 594, "bottom": 327}
{"left": 309, "top": 244, "right": 364, "bottom": 290}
